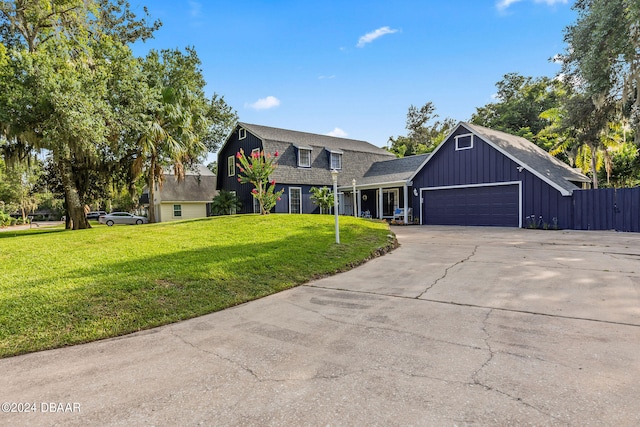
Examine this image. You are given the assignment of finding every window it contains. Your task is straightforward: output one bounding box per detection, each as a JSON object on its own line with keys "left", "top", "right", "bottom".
{"left": 298, "top": 148, "right": 312, "bottom": 167}
{"left": 253, "top": 197, "right": 260, "bottom": 214}
{"left": 289, "top": 187, "right": 302, "bottom": 214}
{"left": 239, "top": 128, "right": 246, "bottom": 140}
{"left": 227, "top": 155, "right": 235, "bottom": 176}
{"left": 251, "top": 147, "right": 261, "bottom": 158}
{"left": 330, "top": 152, "right": 342, "bottom": 170}
{"left": 455, "top": 134, "right": 474, "bottom": 151}
{"left": 173, "top": 204, "right": 182, "bottom": 217}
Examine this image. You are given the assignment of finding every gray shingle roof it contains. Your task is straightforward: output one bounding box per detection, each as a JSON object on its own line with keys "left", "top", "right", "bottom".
{"left": 359, "top": 154, "right": 430, "bottom": 186}
{"left": 239, "top": 122, "right": 395, "bottom": 186}
{"left": 461, "top": 122, "right": 590, "bottom": 195}
{"left": 154, "top": 164, "right": 217, "bottom": 202}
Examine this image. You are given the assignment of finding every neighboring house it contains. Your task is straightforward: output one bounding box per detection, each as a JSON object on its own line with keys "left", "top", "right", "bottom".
{"left": 216, "top": 122, "right": 396, "bottom": 215}
{"left": 217, "top": 122, "right": 590, "bottom": 228}
{"left": 140, "top": 164, "right": 217, "bottom": 222}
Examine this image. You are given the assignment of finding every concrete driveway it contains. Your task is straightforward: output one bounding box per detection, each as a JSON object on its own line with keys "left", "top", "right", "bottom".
{"left": 2, "top": 226, "right": 639, "bottom": 426}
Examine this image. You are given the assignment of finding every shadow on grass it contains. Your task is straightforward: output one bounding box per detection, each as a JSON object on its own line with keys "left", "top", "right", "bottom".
{"left": 0, "top": 228, "right": 67, "bottom": 239}
{"left": 1, "top": 221, "right": 392, "bottom": 356}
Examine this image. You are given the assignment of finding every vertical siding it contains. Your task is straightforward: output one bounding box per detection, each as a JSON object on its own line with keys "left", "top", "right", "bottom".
{"left": 572, "top": 188, "right": 640, "bottom": 232}
{"left": 412, "top": 126, "right": 573, "bottom": 228}
{"left": 274, "top": 185, "right": 322, "bottom": 214}
{"left": 217, "top": 127, "right": 265, "bottom": 214}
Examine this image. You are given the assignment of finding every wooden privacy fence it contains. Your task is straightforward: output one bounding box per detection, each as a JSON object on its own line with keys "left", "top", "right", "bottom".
{"left": 572, "top": 187, "right": 640, "bottom": 232}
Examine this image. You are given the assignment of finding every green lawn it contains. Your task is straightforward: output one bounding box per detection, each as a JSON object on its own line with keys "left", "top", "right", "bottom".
{"left": 0, "top": 214, "right": 395, "bottom": 358}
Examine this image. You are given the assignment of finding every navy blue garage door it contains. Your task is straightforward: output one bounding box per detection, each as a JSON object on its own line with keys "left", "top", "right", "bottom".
{"left": 423, "top": 184, "right": 520, "bottom": 227}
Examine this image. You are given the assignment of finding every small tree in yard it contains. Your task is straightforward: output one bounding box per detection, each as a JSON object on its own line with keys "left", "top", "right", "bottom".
{"left": 211, "top": 190, "right": 242, "bottom": 215}
{"left": 236, "top": 149, "right": 284, "bottom": 215}
{"left": 310, "top": 186, "right": 334, "bottom": 214}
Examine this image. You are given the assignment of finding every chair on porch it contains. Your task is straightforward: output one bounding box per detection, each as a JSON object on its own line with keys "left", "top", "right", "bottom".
{"left": 393, "top": 208, "right": 412, "bottom": 223}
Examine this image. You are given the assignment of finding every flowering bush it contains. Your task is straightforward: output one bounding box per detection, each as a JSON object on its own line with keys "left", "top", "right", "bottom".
{"left": 236, "top": 149, "right": 285, "bottom": 215}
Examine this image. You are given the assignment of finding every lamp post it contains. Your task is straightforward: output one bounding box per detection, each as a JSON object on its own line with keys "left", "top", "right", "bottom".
{"left": 331, "top": 169, "right": 340, "bottom": 244}
{"left": 352, "top": 179, "right": 357, "bottom": 217}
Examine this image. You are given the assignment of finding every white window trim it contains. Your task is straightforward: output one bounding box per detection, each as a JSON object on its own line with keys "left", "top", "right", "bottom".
{"left": 455, "top": 133, "right": 474, "bottom": 151}
{"left": 298, "top": 148, "right": 312, "bottom": 168}
{"left": 227, "top": 155, "right": 235, "bottom": 176}
{"left": 251, "top": 147, "right": 261, "bottom": 157}
{"left": 239, "top": 128, "right": 246, "bottom": 140}
{"left": 289, "top": 187, "right": 302, "bottom": 214}
{"left": 330, "top": 151, "right": 342, "bottom": 170}
{"left": 173, "top": 204, "right": 182, "bottom": 217}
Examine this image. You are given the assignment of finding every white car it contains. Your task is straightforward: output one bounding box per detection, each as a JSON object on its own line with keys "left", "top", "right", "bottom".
{"left": 98, "top": 212, "right": 148, "bottom": 226}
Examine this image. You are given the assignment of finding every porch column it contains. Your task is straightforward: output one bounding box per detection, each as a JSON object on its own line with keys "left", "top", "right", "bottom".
{"left": 403, "top": 184, "right": 409, "bottom": 223}
{"left": 378, "top": 187, "right": 383, "bottom": 219}
{"left": 352, "top": 179, "right": 357, "bottom": 217}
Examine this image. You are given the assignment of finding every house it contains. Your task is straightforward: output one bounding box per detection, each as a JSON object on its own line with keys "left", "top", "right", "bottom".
{"left": 408, "top": 122, "right": 591, "bottom": 228}
{"left": 217, "top": 122, "right": 590, "bottom": 228}
{"left": 216, "top": 122, "right": 396, "bottom": 215}
{"left": 140, "top": 164, "right": 217, "bottom": 222}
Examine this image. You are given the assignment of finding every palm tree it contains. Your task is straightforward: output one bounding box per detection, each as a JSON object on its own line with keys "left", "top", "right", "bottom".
{"left": 211, "top": 190, "right": 242, "bottom": 215}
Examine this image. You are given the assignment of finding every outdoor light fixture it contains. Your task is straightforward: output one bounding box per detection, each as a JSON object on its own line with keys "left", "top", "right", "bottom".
{"left": 331, "top": 169, "right": 340, "bottom": 244}
{"left": 413, "top": 188, "right": 419, "bottom": 197}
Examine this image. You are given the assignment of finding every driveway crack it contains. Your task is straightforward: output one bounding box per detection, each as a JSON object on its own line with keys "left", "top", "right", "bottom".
{"left": 470, "top": 309, "right": 564, "bottom": 423}
{"left": 416, "top": 245, "right": 478, "bottom": 299}
{"left": 167, "top": 327, "right": 262, "bottom": 381}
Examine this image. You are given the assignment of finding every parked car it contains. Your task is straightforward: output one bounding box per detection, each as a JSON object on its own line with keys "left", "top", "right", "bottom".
{"left": 86, "top": 211, "right": 107, "bottom": 220}
{"left": 98, "top": 212, "right": 148, "bottom": 226}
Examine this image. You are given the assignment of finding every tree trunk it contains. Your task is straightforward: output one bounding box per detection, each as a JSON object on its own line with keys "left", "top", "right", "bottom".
{"left": 589, "top": 142, "right": 599, "bottom": 189}
{"left": 147, "top": 154, "right": 157, "bottom": 223}
{"left": 57, "top": 156, "right": 90, "bottom": 230}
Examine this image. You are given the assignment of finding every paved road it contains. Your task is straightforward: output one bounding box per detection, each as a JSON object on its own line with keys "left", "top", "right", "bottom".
{"left": 2, "top": 226, "right": 639, "bottom": 426}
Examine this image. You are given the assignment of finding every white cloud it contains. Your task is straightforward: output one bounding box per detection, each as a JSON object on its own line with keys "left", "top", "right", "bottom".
{"left": 188, "top": 1, "right": 202, "bottom": 17}
{"left": 326, "top": 128, "right": 348, "bottom": 138}
{"left": 356, "top": 26, "right": 399, "bottom": 48}
{"left": 497, "top": 0, "right": 567, "bottom": 11}
{"left": 318, "top": 75, "right": 336, "bottom": 80}
{"left": 496, "top": 0, "right": 521, "bottom": 10}
{"left": 534, "top": 0, "right": 568, "bottom": 5}
{"left": 246, "top": 96, "right": 281, "bottom": 110}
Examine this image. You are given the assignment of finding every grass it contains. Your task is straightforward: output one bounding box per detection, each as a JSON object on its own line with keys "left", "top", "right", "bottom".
{"left": 0, "top": 214, "right": 395, "bottom": 358}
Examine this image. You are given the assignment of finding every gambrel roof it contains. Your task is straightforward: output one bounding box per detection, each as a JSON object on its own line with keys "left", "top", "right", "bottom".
{"left": 237, "top": 122, "right": 395, "bottom": 186}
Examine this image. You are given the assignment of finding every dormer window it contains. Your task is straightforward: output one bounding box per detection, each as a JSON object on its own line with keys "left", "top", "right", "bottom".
{"left": 298, "top": 147, "right": 312, "bottom": 168}
{"left": 329, "top": 151, "right": 342, "bottom": 170}
{"left": 455, "top": 134, "right": 474, "bottom": 151}
{"left": 239, "top": 128, "right": 246, "bottom": 140}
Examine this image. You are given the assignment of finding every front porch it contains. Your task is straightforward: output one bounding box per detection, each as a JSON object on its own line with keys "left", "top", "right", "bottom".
{"left": 338, "top": 182, "right": 417, "bottom": 224}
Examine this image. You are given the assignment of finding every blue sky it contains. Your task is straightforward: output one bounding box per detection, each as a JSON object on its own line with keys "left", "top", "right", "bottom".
{"left": 132, "top": 0, "right": 575, "bottom": 160}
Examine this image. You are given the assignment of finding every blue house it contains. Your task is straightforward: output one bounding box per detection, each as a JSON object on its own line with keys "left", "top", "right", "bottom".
{"left": 216, "top": 123, "right": 396, "bottom": 215}
{"left": 217, "top": 122, "right": 590, "bottom": 228}
{"left": 408, "top": 122, "right": 590, "bottom": 228}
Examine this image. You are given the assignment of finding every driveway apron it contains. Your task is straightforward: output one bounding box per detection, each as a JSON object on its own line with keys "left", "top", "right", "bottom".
{"left": 1, "top": 226, "right": 639, "bottom": 426}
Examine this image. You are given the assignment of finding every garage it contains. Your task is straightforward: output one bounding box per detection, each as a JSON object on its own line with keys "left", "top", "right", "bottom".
{"left": 422, "top": 183, "right": 520, "bottom": 227}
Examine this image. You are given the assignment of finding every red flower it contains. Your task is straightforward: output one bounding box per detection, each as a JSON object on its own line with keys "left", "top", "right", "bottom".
{"left": 236, "top": 152, "right": 242, "bottom": 159}
{"left": 239, "top": 167, "right": 245, "bottom": 173}
{"left": 277, "top": 197, "right": 281, "bottom": 201}
{"left": 237, "top": 178, "right": 242, "bottom": 182}
{"left": 252, "top": 151, "right": 259, "bottom": 159}
{"left": 270, "top": 180, "right": 276, "bottom": 186}
{"left": 251, "top": 189, "right": 258, "bottom": 194}
{"left": 274, "top": 151, "right": 279, "bottom": 157}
